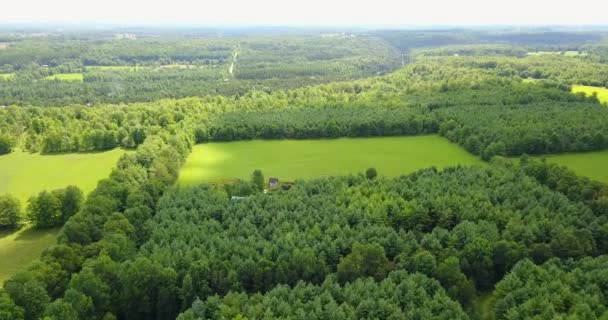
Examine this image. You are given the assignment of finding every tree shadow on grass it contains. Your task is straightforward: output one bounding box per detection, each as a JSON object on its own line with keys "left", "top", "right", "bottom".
{"left": 0, "top": 228, "right": 20, "bottom": 240}
{"left": 14, "top": 227, "right": 60, "bottom": 241}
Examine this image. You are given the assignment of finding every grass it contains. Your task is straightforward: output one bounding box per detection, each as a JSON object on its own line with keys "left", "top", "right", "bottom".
{"left": 571, "top": 85, "right": 608, "bottom": 104}
{"left": 43, "top": 73, "right": 84, "bottom": 81}
{"left": 0, "top": 73, "right": 14, "bottom": 80}
{"left": 178, "top": 135, "right": 484, "bottom": 185}
{"left": 532, "top": 150, "right": 608, "bottom": 184}
{"left": 0, "top": 149, "right": 126, "bottom": 205}
{"left": 473, "top": 292, "right": 496, "bottom": 320}
{"left": 0, "top": 227, "right": 60, "bottom": 283}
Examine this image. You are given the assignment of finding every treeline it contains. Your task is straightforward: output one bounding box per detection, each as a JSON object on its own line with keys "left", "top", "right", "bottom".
{"left": 437, "top": 101, "right": 608, "bottom": 160}
{"left": 205, "top": 107, "right": 436, "bottom": 141}
{"left": 178, "top": 272, "right": 468, "bottom": 320}
{"left": 0, "top": 37, "right": 235, "bottom": 68}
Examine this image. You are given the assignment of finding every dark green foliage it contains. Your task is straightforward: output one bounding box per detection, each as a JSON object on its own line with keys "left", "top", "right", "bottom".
{"left": 0, "top": 289, "right": 24, "bottom": 320}
{"left": 179, "top": 272, "right": 468, "bottom": 320}
{"left": 26, "top": 186, "right": 83, "bottom": 228}
{"left": 0, "top": 134, "right": 14, "bottom": 155}
{"left": 336, "top": 243, "right": 392, "bottom": 284}
{"left": 251, "top": 169, "right": 264, "bottom": 192}
{"left": 207, "top": 107, "right": 436, "bottom": 141}
{"left": 438, "top": 102, "right": 608, "bottom": 158}
{"left": 365, "top": 167, "right": 377, "bottom": 180}
{"left": 0, "top": 194, "right": 21, "bottom": 229}
{"left": 3, "top": 272, "right": 50, "bottom": 320}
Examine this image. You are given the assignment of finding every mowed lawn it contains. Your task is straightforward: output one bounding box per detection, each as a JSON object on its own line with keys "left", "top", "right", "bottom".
{"left": 534, "top": 150, "right": 608, "bottom": 184}
{"left": 43, "top": 73, "right": 84, "bottom": 81}
{"left": 178, "top": 135, "right": 483, "bottom": 185}
{"left": 572, "top": 85, "right": 608, "bottom": 104}
{"left": 0, "top": 149, "right": 126, "bottom": 205}
{"left": 0, "top": 228, "right": 60, "bottom": 283}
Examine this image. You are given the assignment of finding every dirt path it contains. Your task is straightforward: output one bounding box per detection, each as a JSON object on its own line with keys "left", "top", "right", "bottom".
{"left": 229, "top": 51, "right": 238, "bottom": 75}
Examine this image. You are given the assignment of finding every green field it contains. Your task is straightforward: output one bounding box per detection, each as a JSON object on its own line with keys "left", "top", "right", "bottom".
{"left": 43, "top": 73, "right": 84, "bottom": 81}
{"left": 0, "top": 228, "right": 60, "bottom": 283}
{"left": 572, "top": 85, "right": 608, "bottom": 104}
{"left": 534, "top": 150, "right": 608, "bottom": 184}
{"left": 178, "top": 135, "right": 484, "bottom": 185}
{"left": 0, "top": 149, "right": 126, "bottom": 205}
{"left": 0, "top": 73, "right": 14, "bottom": 80}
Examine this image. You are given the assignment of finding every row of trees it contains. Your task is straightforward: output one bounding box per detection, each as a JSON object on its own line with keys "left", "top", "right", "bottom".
{"left": 0, "top": 186, "right": 83, "bottom": 229}
{"left": 178, "top": 271, "right": 468, "bottom": 320}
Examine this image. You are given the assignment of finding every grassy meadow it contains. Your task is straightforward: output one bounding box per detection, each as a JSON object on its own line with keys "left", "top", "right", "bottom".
{"left": 534, "top": 150, "right": 608, "bottom": 184}
{"left": 178, "top": 135, "right": 484, "bottom": 185}
{"left": 572, "top": 85, "right": 608, "bottom": 104}
{"left": 0, "top": 73, "right": 15, "bottom": 80}
{"left": 0, "top": 228, "right": 60, "bottom": 283}
{"left": 0, "top": 149, "right": 126, "bottom": 205}
{"left": 43, "top": 73, "right": 84, "bottom": 81}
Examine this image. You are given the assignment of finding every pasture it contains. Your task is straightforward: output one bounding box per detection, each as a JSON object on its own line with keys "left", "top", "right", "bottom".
{"left": 0, "top": 73, "right": 14, "bottom": 80}
{"left": 0, "top": 149, "right": 126, "bottom": 205}
{"left": 535, "top": 150, "right": 608, "bottom": 184}
{"left": 43, "top": 73, "right": 84, "bottom": 81}
{"left": 178, "top": 135, "right": 484, "bottom": 185}
{"left": 0, "top": 228, "right": 59, "bottom": 283}
{"left": 572, "top": 85, "right": 608, "bottom": 104}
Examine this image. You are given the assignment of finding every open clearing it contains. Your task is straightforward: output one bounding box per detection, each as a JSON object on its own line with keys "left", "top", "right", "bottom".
{"left": 0, "top": 73, "right": 14, "bottom": 80}
{"left": 0, "top": 149, "right": 126, "bottom": 205}
{"left": 533, "top": 150, "right": 608, "bottom": 184}
{"left": 178, "top": 135, "right": 484, "bottom": 185}
{"left": 43, "top": 73, "right": 84, "bottom": 81}
{"left": 572, "top": 85, "right": 608, "bottom": 104}
{"left": 0, "top": 227, "right": 60, "bottom": 283}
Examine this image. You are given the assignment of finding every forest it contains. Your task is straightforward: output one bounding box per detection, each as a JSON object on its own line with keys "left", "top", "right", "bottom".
{"left": 0, "top": 26, "right": 608, "bottom": 320}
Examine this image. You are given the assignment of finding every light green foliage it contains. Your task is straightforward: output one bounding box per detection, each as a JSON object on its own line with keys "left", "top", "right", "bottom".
{"left": 572, "top": 85, "right": 608, "bottom": 104}
{"left": 0, "top": 149, "right": 126, "bottom": 205}
{"left": 178, "top": 136, "right": 483, "bottom": 184}
{"left": 42, "top": 73, "right": 84, "bottom": 81}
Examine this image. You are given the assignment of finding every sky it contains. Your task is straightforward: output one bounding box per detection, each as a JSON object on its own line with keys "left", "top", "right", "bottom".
{"left": 1, "top": 0, "right": 608, "bottom": 26}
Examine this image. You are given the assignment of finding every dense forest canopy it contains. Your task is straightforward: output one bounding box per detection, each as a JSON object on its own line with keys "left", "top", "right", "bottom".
{"left": 1, "top": 26, "right": 608, "bottom": 320}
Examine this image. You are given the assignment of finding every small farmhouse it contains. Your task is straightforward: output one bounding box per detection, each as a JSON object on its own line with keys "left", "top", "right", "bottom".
{"left": 269, "top": 177, "right": 279, "bottom": 188}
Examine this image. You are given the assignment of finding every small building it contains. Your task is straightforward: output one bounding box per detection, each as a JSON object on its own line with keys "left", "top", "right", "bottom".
{"left": 269, "top": 177, "right": 279, "bottom": 188}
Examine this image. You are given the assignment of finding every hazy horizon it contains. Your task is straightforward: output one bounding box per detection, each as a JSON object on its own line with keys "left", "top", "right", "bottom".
{"left": 2, "top": 0, "right": 607, "bottom": 26}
